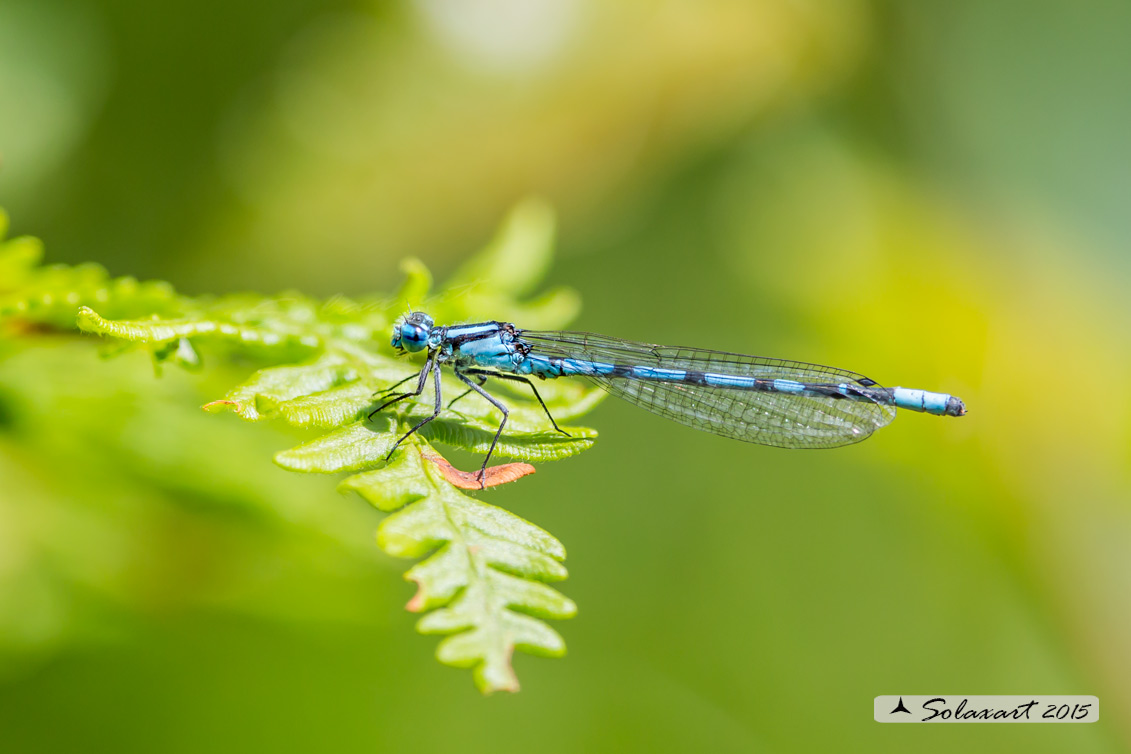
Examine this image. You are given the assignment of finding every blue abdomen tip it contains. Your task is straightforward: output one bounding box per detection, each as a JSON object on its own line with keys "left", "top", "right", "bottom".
{"left": 893, "top": 387, "right": 966, "bottom": 416}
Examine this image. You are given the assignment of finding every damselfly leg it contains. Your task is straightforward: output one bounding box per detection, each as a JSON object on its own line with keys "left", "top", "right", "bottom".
{"left": 370, "top": 372, "right": 417, "bottom": 401}
{"left": 382, "top": 354, "right": 445, "bottom": 461}
{"left": 454, "top": 369, "right": 511, "bottom": 487}
{"left": 446, "top": 375, "right": 488, "bottom": 409}
{"left": 449, "top": 368, "right": 570, "bottom": 437}
{"left": 368, "top": 357, "right": 435, "bottom": 420}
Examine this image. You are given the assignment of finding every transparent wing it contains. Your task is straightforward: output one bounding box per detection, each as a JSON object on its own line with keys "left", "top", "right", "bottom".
{"left": 519, "top": 330, "right": 896, "bottom": 449}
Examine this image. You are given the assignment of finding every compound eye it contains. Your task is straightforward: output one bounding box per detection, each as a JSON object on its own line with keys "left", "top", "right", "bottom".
{"left": 399, "top": 323, "right": 429, "bottom": 352}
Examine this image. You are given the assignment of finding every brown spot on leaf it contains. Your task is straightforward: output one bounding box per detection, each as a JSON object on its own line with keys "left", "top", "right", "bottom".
{"left": 2, "top": 319, "right": 55, "bottom": 336}
{"left": 422, "top": 451, "right": 536, "bottom": 489}
{"left": 496, "top": 644, "right": 520, "bottom": 694}
{"left": 405, "top": 576, "right": 427, "bottom": 613}
{"left": 201, "top": 399, "right": 239, "bottom": 413}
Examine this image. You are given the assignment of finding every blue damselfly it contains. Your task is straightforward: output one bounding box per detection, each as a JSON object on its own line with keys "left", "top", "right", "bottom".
{"left": 371, "top": 312, "right": 966, "bottom": 485}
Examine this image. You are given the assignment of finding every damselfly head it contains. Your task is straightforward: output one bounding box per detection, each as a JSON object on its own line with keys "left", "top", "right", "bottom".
{"left": 391, "top": 311, "right": 434, "bottom": 353}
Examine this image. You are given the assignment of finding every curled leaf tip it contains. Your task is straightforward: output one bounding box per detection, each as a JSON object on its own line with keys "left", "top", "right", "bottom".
{"left": 75, "top": 306, "right": 102, "bottom": 330}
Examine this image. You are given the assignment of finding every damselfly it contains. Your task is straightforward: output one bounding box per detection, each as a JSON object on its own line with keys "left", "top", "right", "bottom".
{"left": 371, "top": 312, "right": 966, "bottom": 485}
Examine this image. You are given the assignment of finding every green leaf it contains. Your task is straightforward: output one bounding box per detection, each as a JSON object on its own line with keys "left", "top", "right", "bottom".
{"left": 441, "top": 197, "right": 582, "bottom": 328}
{"left": 0, "top": 216, "right": 45, "bottom": 289}
{"left": 1, "top": 199, "right": 603, "bottom": 693}
{"left": 446, "top": 197, "right": 556, "bottom": 298}
{"left": 275, "top": 419, "right": 400, "bottom": 474}
{"left": 338, "top": 444, "right": 434, "bottom": 513}
{"left": 77, "top": 306, "right": 321, "bottom": 351}
{"left": 2, "top": 265, "right": 178, "bottom": 328}
{"left": 207, "top": 355, "right": 359, "bottom": 421}
{"left": 263, "top": 382, "right": 375, "bottom": 428}
{"left": 392, "top": 257, "right": 433, "bottom": 309}
{"left": 421, "top": 419, "right": 596, "bottom": 462}
{"left": 358, "top": 444, "right": 575, "bottom": 693}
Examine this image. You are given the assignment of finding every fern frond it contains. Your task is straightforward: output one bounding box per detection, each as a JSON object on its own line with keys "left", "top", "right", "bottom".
{"left": 0, "top": 198, "right": 604, "bottom": 692}
{"left": 343, "top": 442, "right": 575, "bottom": 692}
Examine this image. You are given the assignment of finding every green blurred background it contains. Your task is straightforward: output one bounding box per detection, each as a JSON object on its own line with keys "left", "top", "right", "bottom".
{"left": 1, "top": 0, "right": 1129, "bottom": 751}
